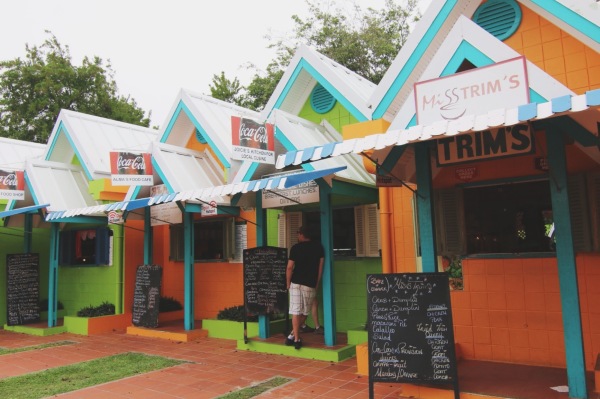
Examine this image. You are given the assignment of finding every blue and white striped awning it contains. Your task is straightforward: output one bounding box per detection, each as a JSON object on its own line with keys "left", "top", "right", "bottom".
{"left": 0, "top": 203, "right": 49, "bottom": 218}
{"left": 276, "top": 89, "right": 600, "bottom": 169}
{"left": 45, "top": 166, "right": 347, "bottom": 221}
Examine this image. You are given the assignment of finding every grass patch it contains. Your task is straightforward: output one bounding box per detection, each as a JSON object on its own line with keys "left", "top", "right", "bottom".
{"left": 217, "top": 376, "right": 291, "bottom": 399}
{"left": 0, "top": 352, "right": 185, "bottom": 399}
{"left": 0, "top": 341, "right": 73, "bottom": 356}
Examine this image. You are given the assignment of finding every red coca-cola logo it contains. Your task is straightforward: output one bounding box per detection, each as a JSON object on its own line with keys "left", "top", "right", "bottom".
{"left": 0, "top": 173, "right": 18, "bottom": 186}
{"left": 239, "top": 118, "right": 268, "bottom": 150}
{"left": 117, "top": 155, "right": 146, "bottom": 170}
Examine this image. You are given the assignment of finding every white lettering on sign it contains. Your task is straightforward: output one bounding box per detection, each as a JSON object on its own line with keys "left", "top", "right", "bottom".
{"left": 415, "top": 57, "right": 529, "bottom": 125}
{"left": 436, "top": 123, "right": 533, "bottom": 166}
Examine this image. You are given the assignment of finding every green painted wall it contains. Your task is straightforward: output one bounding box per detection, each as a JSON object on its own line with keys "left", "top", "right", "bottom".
{"left": 0, "top": 228, "right": 51, "bottom": 325}
{"left": 57, "top": 224, "right": 123, "bottom": 316}
{"left": 266, "top": 209, "right": 283, "bottom": 247}
{"left": 297, "top": 92, "right": 359, "bottom": 134}
{"left": 332, "top": 258, "right": 381, "bottom": 332}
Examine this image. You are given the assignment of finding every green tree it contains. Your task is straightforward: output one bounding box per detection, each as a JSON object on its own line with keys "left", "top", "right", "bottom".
{"left": 210, "top": 0, "right": 419, "bottom": 111}
{"left": 209, "top": 71, "right": 244, "bottom": 105}
{"left": 0, "top": 32, "right": 150, "bottom": 143}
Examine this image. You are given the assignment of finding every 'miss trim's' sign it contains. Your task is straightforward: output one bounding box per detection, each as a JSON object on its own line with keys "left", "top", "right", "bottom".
{"left": 436, "top": 123, "right": 534, "bottom": 166}
{"left": 415, "top": 57, "right": 529, "bottom": 125}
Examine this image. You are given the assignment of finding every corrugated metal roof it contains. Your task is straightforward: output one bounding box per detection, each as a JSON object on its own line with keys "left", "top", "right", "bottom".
{"left": 26, "top": 159, "right": 101, "bottom": 213}
{"left": 45, "top": 166, "right": 347, "bottom": 221}
{"left": 277, "top": 89, "right": 600, "bottom": 169}
{"left": 0, "top": 137, "right": 45, "bottom": 170}
{"left": 261, "top": 44, "right": 376, "bottom": 121}
{"left": 45, "top": 110, "right": 159, "bottom": 179}
{"left": 0, "top": 203, "right": 49, "bottom": 219}
{"left": 151, "top": 142, "right": 225, "bottom": 192}
{"left": 272, "top": 110, "right": 375, "bottom": 186}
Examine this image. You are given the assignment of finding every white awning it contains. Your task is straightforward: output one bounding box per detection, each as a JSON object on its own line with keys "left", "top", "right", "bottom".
{"left": 45, "top": 166, "right": 347, "bottom": 221}
{"left": 276, "top": 89, "right": 600, "bottom": 169}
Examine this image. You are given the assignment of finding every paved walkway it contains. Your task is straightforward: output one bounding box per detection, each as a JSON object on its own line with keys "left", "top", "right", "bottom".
{"left": 0, "top": 330, "right": 401, "bottom": 399}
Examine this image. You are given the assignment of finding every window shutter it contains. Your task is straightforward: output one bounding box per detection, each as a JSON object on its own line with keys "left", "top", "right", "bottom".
{"left": 277, "top": 213, "right": 286, "bottom": 248}
{"left": 287, "top": 212, "right": 302, "bottom": 249}
{"left": 435, "top": 189, "right": 464, "bottom": 255}
{"left": 568, "top": 174, "right": 591, "bottom": 252}
{"left": 59, "top": 230, "right": 74, "bottom": 265}
{"left": 95, "top": 227, "right": 112, "bottom": 265}
{"left": 224, "top": 218, "right": 237, "bottom": 260}
{"left": 355, "top": 206, "right": 366, "bottom": 256}
{"left": 169, "top": 224, "right": 184, "bottom": 261}
{"left": 365, "top": 204, "right": 381, "bottom": 257}
{"left": 589, "top": 173, "right": 600, "bottom": 251}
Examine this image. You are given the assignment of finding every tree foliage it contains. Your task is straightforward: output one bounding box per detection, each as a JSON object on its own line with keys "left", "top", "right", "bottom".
{"left": 0, "top": 32, "right": 150, "bottom": 143}
{"left": 209, "top": 0, "right": 419, "bottom": 111}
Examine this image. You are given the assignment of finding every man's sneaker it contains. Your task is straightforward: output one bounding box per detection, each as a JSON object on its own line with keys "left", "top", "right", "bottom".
{"left": 314, "top": 326, "right": 324, "bottom": 335}
{"left": 294, "top": 339, "right": 303, "bottom": 350}
{"left": 285, "top": 334, "right": 295, "bottom": 346}
{"left": 300, "top": 324, "right": 315, "bottom": 333}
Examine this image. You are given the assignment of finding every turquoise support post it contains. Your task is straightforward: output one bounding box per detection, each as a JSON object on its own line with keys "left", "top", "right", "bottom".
{"left": 255, "top": 193, "right": 270, "bottom": 338}
{"left": 415, "top": 143, "right": 437, "bottom": 272}
{"left": 318, "top": 180, "right": 336, "bottom": 346}
{"left": 24, "top": 213, "right": 32, "bottom": 253}
{"left": 144, "top": 207, "right": 153, "bottom": 265}
{"left": 47, "top": 223, "right": 60, "bottom": 327}
{"left": 183, "top": 211, "right": 195, "bottom": 330}
{"left": 546, "top": 129, "right": 588, "bottom": 398}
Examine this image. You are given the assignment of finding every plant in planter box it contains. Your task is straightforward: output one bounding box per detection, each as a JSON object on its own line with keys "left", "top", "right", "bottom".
{"left": 76, "top": 301, "right": 115, "bottom": 317}
{"left": 159, "top": 296, "right": 183, "bottom": 313}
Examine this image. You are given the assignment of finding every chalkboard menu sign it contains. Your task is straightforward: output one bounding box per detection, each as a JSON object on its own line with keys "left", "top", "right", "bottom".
{"left": 243, "top": 247, "right": 288, "bottom": 315}
{"left": 367, "top": 273, "right": 458, "bottom": 398}
{"left": 6, "top": 253, "right": 40, "bottom": 326}
{"left": 132, "top": 264, "right": 162, "bottom": 328}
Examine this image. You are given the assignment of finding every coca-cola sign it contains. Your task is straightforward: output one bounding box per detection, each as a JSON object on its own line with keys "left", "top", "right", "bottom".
{"left": 231, "top": 116, "right": 275, "bottom": 164}
{"left": 0, "top": 169, "right": 25, "bottom": 200}
{"left": 109, "top": 151, "right": 153, "bottom": 186}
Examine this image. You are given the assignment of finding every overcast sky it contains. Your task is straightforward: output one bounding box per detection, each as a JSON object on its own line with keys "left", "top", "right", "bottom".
{"left": 1, "top": 1, "right": 430, "bottom": 128}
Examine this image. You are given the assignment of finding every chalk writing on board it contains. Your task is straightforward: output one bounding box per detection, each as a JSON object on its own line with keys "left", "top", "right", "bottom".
{"left": 367, "top": 273, "right": 457, "bottom": 385}
{"left": 132, "top": 264, "right": 162, "bottom": 328}
{"left": 6, "top": 253, "right": 40, "bottom": 326}
{"left": 243, "top": 247, "right": 287, "bottom": 315}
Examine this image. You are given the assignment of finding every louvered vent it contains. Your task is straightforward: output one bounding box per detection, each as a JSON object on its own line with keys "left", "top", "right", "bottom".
{"left": 310, "top": 84, "right": 336, "bottom": 114}
{"left": 195, "top": 129, "right": 207, "bottom": 144}
{"left": 473, "top": 0, "right": 522, "bottom": 41}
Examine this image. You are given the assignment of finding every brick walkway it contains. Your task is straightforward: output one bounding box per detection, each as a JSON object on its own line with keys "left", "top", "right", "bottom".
{"left": 0, "top": 330, "right": 402, "bottom": 399}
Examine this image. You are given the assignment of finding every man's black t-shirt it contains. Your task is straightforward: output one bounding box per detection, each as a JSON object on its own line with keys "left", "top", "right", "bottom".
{"left": 289, "top": 240, "right": 324, "bottom": 288}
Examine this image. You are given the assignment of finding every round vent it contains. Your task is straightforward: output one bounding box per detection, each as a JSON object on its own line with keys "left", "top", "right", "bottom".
{"left": 473, "top": 0, "right": 522, "bottom": 41}
{"left": 310, "top": 84, "right": 336, "bottom": 114}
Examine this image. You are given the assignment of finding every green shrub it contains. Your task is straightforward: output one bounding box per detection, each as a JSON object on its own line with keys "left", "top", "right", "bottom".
{"left": 216, "top": 305, "right": 285, "bottom": 322}
{"left": 159, "top": 296, "right": 183, "bottom": 312}
{"left": 76, "top": 301, "right": 115, "bottom": 317}
{"left": 39, "top": 299, "right": 64, "bottom": 310}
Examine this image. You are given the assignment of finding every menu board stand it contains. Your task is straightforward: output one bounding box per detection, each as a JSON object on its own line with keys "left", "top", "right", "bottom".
{"left": 6, "top": 253, "right": 40, "bottom": 326}
{"left": 131, "top": 264, "right": 162, "bottom": 328}
{"left": 243, "top": 246, "right": 289, "bottom": 342}
{"left": 367, "top": 273, "right": 459, "bottom": 399}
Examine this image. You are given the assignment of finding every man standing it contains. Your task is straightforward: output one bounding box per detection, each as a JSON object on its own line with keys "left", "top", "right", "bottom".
{"left": 286, "top": 225, "right": 324, "bottom": 349}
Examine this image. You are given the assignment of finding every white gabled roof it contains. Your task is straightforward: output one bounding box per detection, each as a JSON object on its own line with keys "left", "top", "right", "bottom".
{"left": 271, "top": 109, "right": 375, "bottom": 187}
{"left": 151, "top": 141, "right": 226, "bottom": 193}
{"left": 45, "top": 110, "right": 159, "bottom": 179}
{"left": 159, "top": 89, "right": 260, "bottom": 182}
{"left": 388, "top": 15, "right": 574, "bottom": 130}
{"left": 260, "top": 44, "right": 376, "bottom": 121}
{"left": 26, "top": 159, "right": 100, "bottom": 212}
{"left": 0, "top": 137, "right": 45, "bottom": 170}
{"left": 370, "top": 0, "right": 600, "bottom": 124}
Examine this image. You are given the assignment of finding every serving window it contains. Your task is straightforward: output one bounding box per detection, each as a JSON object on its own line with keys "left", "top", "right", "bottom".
{"left": 169, "top": 218, "right": 236, "bottom": 262}
{"left": 59, "top": 227, "right": 113, "bottom": 266}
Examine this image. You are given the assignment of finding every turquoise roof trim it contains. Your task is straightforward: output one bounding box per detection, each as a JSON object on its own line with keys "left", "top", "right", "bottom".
{"left": 373, "top": 0, "right": 458, "bottom": 119}
{"left": 529, "top": 0, "right": 600, "bottom": 42}
{"left": 151, "top": 157, "right": 174, "bottom": 193}
{"left": 25, "top": 173, "right": 40, "bottom": 206}
{"left": 273, "top": 59, "right": 368, "bottom": 122}
{"left": 161, "top": 100, "right": 231, "bottom": 168}
{"left": 45, "top": 122, "right": 92, "bottom": 180}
